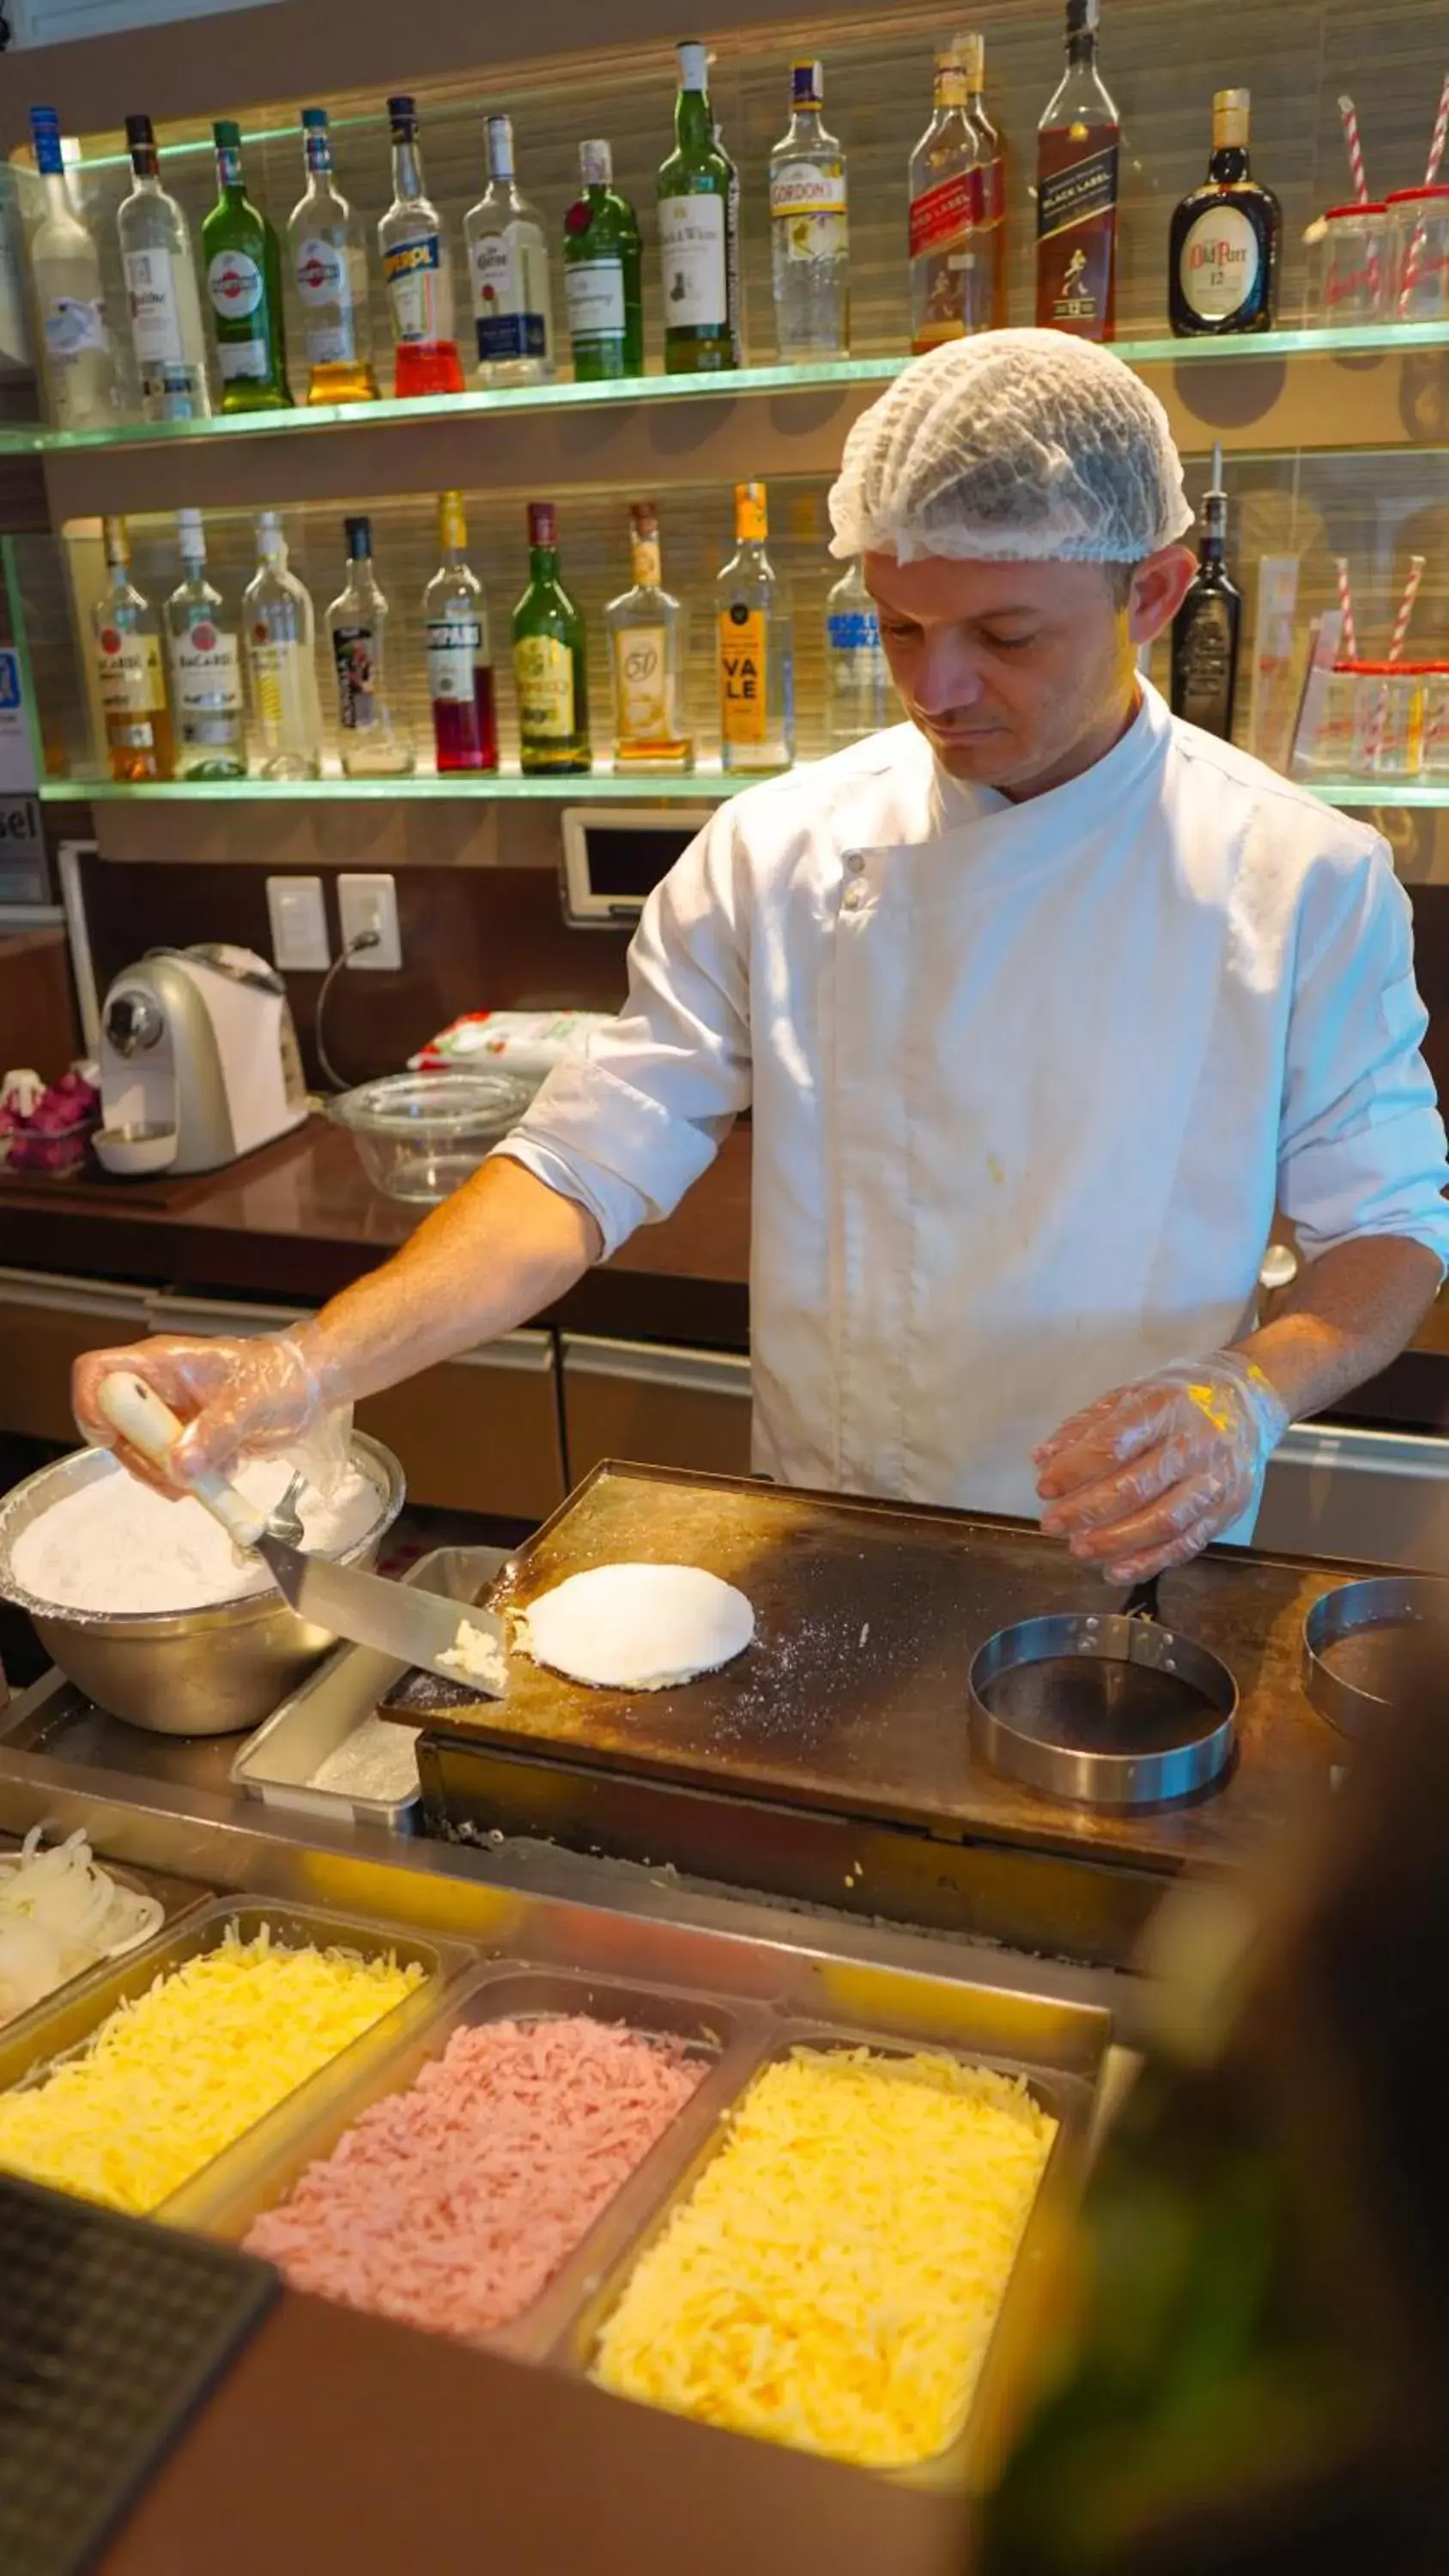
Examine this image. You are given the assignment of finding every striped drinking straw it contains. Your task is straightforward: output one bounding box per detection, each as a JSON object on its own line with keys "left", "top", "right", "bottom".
{"left": 1337, "top": 94, "right": 1380, "bottom": 305}
{"left": 1334, "top": 556, "right": 1359, "bottom": 661}
{"left": 1397, "top": 70, "right": 1449, "bottom": 313}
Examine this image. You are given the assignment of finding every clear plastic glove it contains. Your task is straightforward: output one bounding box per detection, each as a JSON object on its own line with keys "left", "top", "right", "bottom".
{"left": 1034, "top": 1351, "right": 1291, "bottom": 1585}
{"left": 72, "top": 1332, "right": 328, "bottom": 1498}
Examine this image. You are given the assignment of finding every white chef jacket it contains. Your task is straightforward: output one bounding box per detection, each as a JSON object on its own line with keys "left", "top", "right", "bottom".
{"left": 500, "top": 681, "right": 1449, "bottom": 1519}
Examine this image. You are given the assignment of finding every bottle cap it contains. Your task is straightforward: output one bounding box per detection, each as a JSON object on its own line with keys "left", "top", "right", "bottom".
{"left": 29, "top": 107, "right": 64, "bottom": 176}
{"left": 102, "top": 515, "right": 130, "bottom": 564}
{"left": 1211, "top": 88, "right": 1251, "bottom": 146}
{"left": 528, "top": 501, "right": 558, "bottom": 549}
{"left": 439, "top": 489, "right": 468, "bottom": 547}
{"left": 630, "top": 499, "right": 660, "bottom": 538}
{"left": 579, "top": 138, "right": 613, "bottom": 188}
{"left": 176, "top": 507, "right": 205, "bottom": 555}
{"left": 791, "top": 59, "right": 824, "bottom": 106}
{"left": 124, "top": 114, "right": 155, "bottom": 151}
{"left": 213, "top": 118, "right": 241, "bottom": 150}
{"left": 954, "top": 31, "right": 985, "bottom": 83}
{"left": 300, "top": 106, "right": 329, "bottom": 130}
{"left": 387, "top": 96, "right": 417, "bottom": 131}
{"left": 676, "top": 39, "right": 710, "bottom": 92}
{"left": 486, "top": 114, "right": 516, "bottom": 179}
{"left": 1066, "top": 0, "right": 1100, "bottom": 33}
{"left": 735, "top": 481, "right": 768, "bottom": 541}
{"left": 344, "top": 515, "right": 373, "bottom": 557}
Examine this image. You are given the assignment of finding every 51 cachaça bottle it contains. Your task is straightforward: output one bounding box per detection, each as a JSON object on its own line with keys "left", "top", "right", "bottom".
{"left": 718, "top": 481, "right": 793, "bottom": 774}
{"left": 92, "top": 516, "right": 172, "bottom": 783}
{"left": 658, "top": 39, "right": 740, "bottom": 374}
{"left": 1035, "top": 0, "right": 1120, "bottom": 340}
{"left": 512, "top": 501, "right": 591, "bottom": 775}
{"left": 379, "top": 96, "right": 464, "bottom": 397}
{"left": 164, "top": 510, "right": 245, "bottom": 778}
{"left": 326, "top": 516, "right": 415, "bottom": 777}
{"left": 27, "top": 105, "right": 118, "bottom": 431}
{"left": 288, "top": 107, "right": 379, "bottom": 403}
{"left": 118, "top": 115, "right": 211, "bottom": 422}
{"left": 769, "top": 58, "right": 849, "bottom": 359}
{"left": 424, "top": 490, "right": 497, "bottom": 773}
{"left": 605, "top": 500, "right": 693, "bottom": 771}
{"left": 562, "top": 140, "right": 643, "bottom": 380}
{"left": 202, "top": 121, "right": 291, "bottom": 410}
{"left": 465, "top": 114, "right": 555, "bottom": 387}
{"left": 1169, "top": 88, "right": 1281, "bottom": 337}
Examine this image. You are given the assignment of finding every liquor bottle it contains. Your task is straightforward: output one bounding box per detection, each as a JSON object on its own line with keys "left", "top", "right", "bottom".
{"left": 288, "top": 107, "right": 379, "bottom": 404}
{"left": 202, "top": 121, "right": 292, "bottom": 410}
{"left": 961, "top": 33, "right": 1009, "bottom": 330}
{"left": 164, "top": 511, "right": 245, "bottom": 780}
{"left": 117, "top": 115, "right": 211, "bottom": 422}
{"left": 1035, "top": 0, "right": 1120, "bottom": 340}
{"left": 326, "top": 516, "right": 415, "bottom": 778}
{"left": 424, "top": 489, "right": 497, "bottom": 775}
{"left": 512, "top": 501, "right": 591, "bottom": 775}
{"left": 909, "top": 42, "right": 993, "bottom": 351}
{"left": 27, "top": 106, "right": 119, "bottom": 431}
{"left": 379, "top": 96, "right": 464, "bottom": 398}
{"left": 464, "top": 114, "right": 555, "bottom": 388}
{"left": 562, "top": 141, "right": 644, "bottom": 381}
{"left": 1170, "top": 449, "right": 1242, "bottom": 740}
{"left": 92, "top": 517, "right": 172, "bottom": 783}
{"left": 658, "top": 40, "right": 739, "bottom": 374}
{"left": 717, "top": 481, "right": 793, "bottom": 774}
{"left": 605, "top": 501, "right": 692, "bottom": 772}
{"left": 1169, "top": 88, "right": 1282, "bottom": 337}
{"left": 824, "top": 557, "right": 890, "bottom": 750}
{"left": 769, "top": 59, "right": 849, "bottom": 361}
{"left": 242, "top": 512, "right": 324, "bottom": 781}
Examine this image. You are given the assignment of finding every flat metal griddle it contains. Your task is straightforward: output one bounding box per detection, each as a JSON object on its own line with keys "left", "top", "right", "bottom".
{"left": 380, "top": 1463, "right": 1344, "bottom": 1872}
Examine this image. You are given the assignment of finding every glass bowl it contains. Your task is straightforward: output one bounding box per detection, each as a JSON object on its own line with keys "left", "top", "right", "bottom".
{"left": 326, "top": 1071, "right": 533, "bottom": 1205}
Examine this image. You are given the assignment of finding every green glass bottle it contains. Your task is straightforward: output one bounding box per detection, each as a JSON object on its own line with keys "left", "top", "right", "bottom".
{"left": 658, "top": 39, "right": 738, "bottom": 374}
{"left": 563, "top": 140, "right": 644, "bottom": 381}
{"left": 512, "top": 501, "right": 590, "bottom": 775}
{"left": 202, "top": 119, "right": 292, "bottom": 411}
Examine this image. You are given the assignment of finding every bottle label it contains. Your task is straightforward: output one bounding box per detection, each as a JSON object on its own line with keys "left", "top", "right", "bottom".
{"left": 1036, "top": 143, "right": 1120, "bottom": 243}
{"left": 169, "top": 617, "right": 242, "bottom": 715}
{"left": 1035, "top": 133, "right": 1119, "bottom": 330}
{"left": 719, "top": 604, "right": 767, "bottom": 746}
{"left": 44, "top": 296, "right": 107, "bottom": 361}
{"left": 658, "top": 196, "right": 727, "bottom": 330}
{"left": 1179, "top": 204, "right": 1261, "bottom": 320}
{"left": 470, "top": 233, "right": 548, "bottom": 360}
{"left": 630, "top": 534, "right": 663, "bottom": 587}
{"left": 332, "top": 622, "right": 379, "bottom": 728}
{"left": 827, "top": 609, "right": 883, "bottom": 655}
{"left": 383, "top": 232, "right": 445, "bottom": 344}
{"left": 427, "top": 615, "right": 482, "bottom": 703}
{"left": 513, "top": 633, "right": 574, "bottom": 739}
{"left": 771, "top": 162, "right": 848, "bottom": 262}
{"left": 97, "top": 629, "right": 165, "bottom": 714}
{"left": 123, "top": 250, "right": 185, "bottom": 364}
{"left": 613, "top": 624, "right": 670, "bottom": 740}
{"left": 207, "top": 246, "right": 264, "bottom": 324}
{"left": 295, "top": 235, "right": 357, "bottom": 365}
{"left": 566, "top": 257, "right": 626, "bottom": 340}
{"left": 247, "top": 634, "right": 306, "bottom": 726}
{"left": 908, "top": 168, "right": 985, "bottom": 260}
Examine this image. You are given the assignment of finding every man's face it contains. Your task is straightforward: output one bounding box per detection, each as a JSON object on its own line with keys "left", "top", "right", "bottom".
{"left": 864, "top": 546, "right": 1193, "bottom": 799}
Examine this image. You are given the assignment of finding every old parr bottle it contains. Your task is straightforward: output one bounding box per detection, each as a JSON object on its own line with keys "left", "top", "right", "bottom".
{"left": 1169, "top": 88, "right": 1281, "bottom": 337}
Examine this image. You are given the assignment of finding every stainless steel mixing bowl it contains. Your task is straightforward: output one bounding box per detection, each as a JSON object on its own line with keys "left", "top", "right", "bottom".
{"left": 0, "top": 1435, "right": 405, "bottom": 1735}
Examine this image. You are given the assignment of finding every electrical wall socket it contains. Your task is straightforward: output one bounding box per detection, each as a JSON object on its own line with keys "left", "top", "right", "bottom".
{"left": 337, "top": 872, "right": 402, "bottom": 971}
{"left": 265, "top": 874, "right": 330, "bottom": 973}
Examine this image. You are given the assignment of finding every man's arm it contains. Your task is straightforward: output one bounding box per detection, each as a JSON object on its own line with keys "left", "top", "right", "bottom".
{"left": 1234, "top": 1232, "right": 1442, "bottom": 1424}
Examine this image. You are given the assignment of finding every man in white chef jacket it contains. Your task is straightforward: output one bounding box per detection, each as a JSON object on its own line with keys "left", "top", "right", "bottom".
{"left": 76, "top": 332, "right": 1449, "bottom": 1583}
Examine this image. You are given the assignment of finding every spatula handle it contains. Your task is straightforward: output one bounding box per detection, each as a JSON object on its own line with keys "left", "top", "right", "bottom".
{"left": 95, "top": 1372, "right": 267, "bottom": 1550}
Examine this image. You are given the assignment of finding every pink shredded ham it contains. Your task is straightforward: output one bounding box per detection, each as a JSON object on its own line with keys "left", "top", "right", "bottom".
{"left": 243, "top": 2014, "right": 705, "bottom": 2341}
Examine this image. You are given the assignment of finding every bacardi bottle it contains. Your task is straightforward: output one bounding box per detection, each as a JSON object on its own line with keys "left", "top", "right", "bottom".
{"left": 425, "top": 490, "right": 497, "bottom": 775}
{"left": 1035, "top": 0, "right": 1120, "bottom": 340}
{"left": 242, "top": 512, "right": 324, "bottom": 781}
{"left": 92, "top": 517, "right": 173, "bottom": 783}
{"left": 118, "top": 115, "right": 212, "bottom": 422}
{"left": 718, "top": 482, "right": 793, "bottom": 774}
{"left": 1169, "top": 89, "right": 1281, "bottom": 337}
{"left": 202, "top": 121, "right": 292, "bottom": 410}
{"left": 1170, "top": 453, "right": 1242, "bottom": 740}
{"left": 288, "top": 107, "right": 379, "bottom": 403}
{"left": 512, "top": 501, "right": 591, "bottom": 775}
{"left": 658, "top": 41, "right": 738, "bottom": 374}
{"left": 379, "top": 97, "right": 464, "bottom": 398}
{"left": 165, "top": 511, "right": 244, "bottom": 779}
{"left": 326, "top": 516, "right": 415, "bottom": 777}
{"left": 769, "top": 59, "right": 849, "bottom": 360}
{"left": 605, "top": 501, "right": 692, "bottom": 771}
{"left": 27, "top": 106, "right": 119, "bottom": 431}
{"left": 909, "top": 42, "right": 993, "bottom": 351}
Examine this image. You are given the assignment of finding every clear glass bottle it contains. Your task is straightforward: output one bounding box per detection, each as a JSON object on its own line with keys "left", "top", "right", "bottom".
{"left": 606, "top": 500, "right": 692, "bottom": 772}
{"left": 425, "top": 489, "right": 497, "bottom": 775}
{"left": 92, "top": 516, "right": 173, "bottom": 782}
{"left": 909, "top": 42, "right": 993, "bottom": 351}
{"left": 465, "top": 113, "right": 555, "bottom": 387}
{"left": 512, "top": 500, "right": 591, "bottom": 775}
{"left": 769, "top": 58, "right": 849, "bottom": 359}
{"left": 658, "top": 40, "right": 738, "bottom": 374}
{"left": 164, "top": 510, "right": 245, "bottom": 779}
{"left": 961, "top": 34, "right": 1009, "bottom": 330}
{"left": 27, "top": 106, "right": 119, "bottom": 431}
{"left": 202, "top": 120, "right": 292, "bottom": 410}
{"left": 241, "top": 511, "right": 324, "bottom": 781}
{"left": 562, "top": 140, "right": 644, "bottom": 381}
{"left": 379, "top": 95, "right": 464, "bottom": 398}
{"left": 824, "top": 557, "right": 890, "bottom": 750}
{"left": 117, "top": 114, "right": 212, "bottom": 422}
{"left": 326, "top": 515, "right": 415, "bottom": 778}
{"left": 717, "top": 480, "right": 793, "bottom": 774}
{"left": 288, "top": 107, "right": 379, "bottom": 404}
{"left": 1035, "top": 0, "right": 1120, "bottom": 340}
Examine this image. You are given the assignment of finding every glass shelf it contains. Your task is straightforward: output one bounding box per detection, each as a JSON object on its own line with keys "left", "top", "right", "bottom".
{"left": 34, "top": 768, "right": 1449, "bottom": 809}
{"left": 9, "top": 321, "right": 1449, "bottom": 458}
{"left": 1310, "top": 777, "right": 1449, "bottom": 809}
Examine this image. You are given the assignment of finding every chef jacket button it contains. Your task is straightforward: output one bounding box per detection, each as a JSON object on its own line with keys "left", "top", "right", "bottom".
{"left": 841, "top": 883, "right": 866, "bottom": 913}
{"left": 844, "top": 851, "right": 865, "bottom": 876}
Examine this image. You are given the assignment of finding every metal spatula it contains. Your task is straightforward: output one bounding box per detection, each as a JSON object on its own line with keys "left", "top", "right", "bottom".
{"left": 95, "top": 1372, "right": 510, "bottom": 1698}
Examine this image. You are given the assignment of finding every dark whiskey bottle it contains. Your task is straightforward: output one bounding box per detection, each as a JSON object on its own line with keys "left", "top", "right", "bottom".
{"left": 1035, "top": 0, "right": 1120, "bottom": 341}
{"left": 1171, "top": 452, "right": 1242, "bottom": 740}
{"left": 1169, "top": 88, "right": 1281, "bottom": 336}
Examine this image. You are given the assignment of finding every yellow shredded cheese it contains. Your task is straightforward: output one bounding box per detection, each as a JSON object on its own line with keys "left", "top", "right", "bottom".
{"left": 592, "top": 2045, "right": 1057, "bottom": 2469}
{"left": 0, "top": 1924, "right": 424, "bottom": 2215}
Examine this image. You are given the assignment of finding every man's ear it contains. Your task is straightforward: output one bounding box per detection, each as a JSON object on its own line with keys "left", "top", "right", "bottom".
{"left": 1126, "top": 545, "right": 1197, "bottom": 646}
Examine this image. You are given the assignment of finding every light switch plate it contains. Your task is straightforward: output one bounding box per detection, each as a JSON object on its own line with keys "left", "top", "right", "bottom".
{"left": 337, "top": 872, "right": 402, "bottom": 972}
{"left": 265, "top": 874, "right": 330, "bottom": 972}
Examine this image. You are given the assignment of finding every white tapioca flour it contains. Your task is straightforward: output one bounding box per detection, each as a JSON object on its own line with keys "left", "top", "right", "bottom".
{"left": 10, "top": 1455, "right": 379, "bottom": 1617}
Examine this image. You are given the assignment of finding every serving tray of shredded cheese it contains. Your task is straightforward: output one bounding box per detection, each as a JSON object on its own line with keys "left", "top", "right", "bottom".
{"left": 0, "top": 1899, "right": 477, "bottom": 2220}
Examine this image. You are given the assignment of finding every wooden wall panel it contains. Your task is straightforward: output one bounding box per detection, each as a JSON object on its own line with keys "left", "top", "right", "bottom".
{"left": 0, "top": 927, "right": 80, "bottom": 1078}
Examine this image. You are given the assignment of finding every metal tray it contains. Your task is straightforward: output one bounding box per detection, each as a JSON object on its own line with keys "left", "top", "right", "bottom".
{"left": 232, "top": 1546, "right": 510, "bottom": 1831}
{"left": 0, "top": 1896, "right": 480, "bottom": 2216}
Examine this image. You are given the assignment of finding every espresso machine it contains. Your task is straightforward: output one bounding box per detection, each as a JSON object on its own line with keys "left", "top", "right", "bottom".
{"left": 97, "top": 944, "right": 308, "bottom": 1177}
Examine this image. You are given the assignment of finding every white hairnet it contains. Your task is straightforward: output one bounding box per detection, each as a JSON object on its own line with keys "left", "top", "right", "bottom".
{"left": 828, "top": 330, "right": 1195, "bottom": 565}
